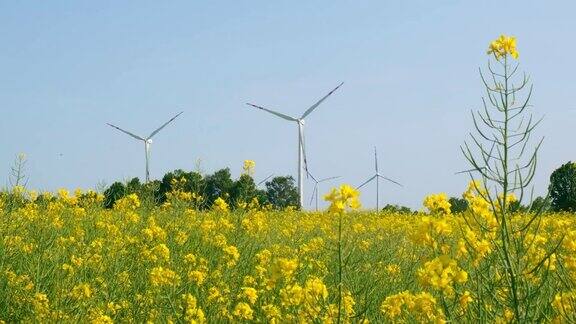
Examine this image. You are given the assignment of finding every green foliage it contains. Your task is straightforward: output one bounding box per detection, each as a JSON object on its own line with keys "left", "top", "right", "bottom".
{"left": 549, "top": 162, "right": 576, "bottom": 212}
{"left": 530, "top": 196, "right": 551, "bottom": 213}
{"left": 0, "top": 190, "right": 27, "bottom": 212}
{"left": 230, "top": 174, "right": 267, "bottom": 207}
{"left": 35, "top": 192, "right": 57, "bottom": 206}
{"left": 204, "top": 168, "right": 234, "bottom": 207}
{"left": 102, "top": 169, "right": 295, "bottom": 210}
{"left": 265, "top": 176, "right": 299, "bottom": 210}
{"left": 158, "top": 169, "right": 204, "bottom": 203}
{"left": 508, "top": 200, "right": 524, "bottom": 213}
{"left": 381, "top": 204, "right": 414, "bottom": 214}
{"left": 140, "top": 180, "right": 161, "bottom": 208}
{"left": 103, "top": 178, "right": 158, "bottom": 209}
{"left": 104, "top": 181, "right": 126, "bottom": 208}
{"left": 448, "top": 197, "right": 468, "bottom": 214}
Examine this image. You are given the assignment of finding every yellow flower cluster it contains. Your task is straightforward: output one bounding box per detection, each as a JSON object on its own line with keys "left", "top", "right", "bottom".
{"left": 243, "top": 160, "right": 256, "bottom": 176}
{"left": 233, "top": 302, "right": 253, "bottom": 320}
{"left": 552, "top": 291, "right": 576, "bottom": 322}
{"left": 149, "top": 266, "right": 180, "bottom": 287}
{"left": 462, "top": 180, "right": 498, "bottom": 230}
{"left": 323, "top": 184, "right": 361, "bottom": 214}
{"left": 212, "top": 197, "right": 229, "bottom": 212}
{"left": 381, "top": 291, "right": 445, "bottom": 323}
{"left": 423, "top": 193, "right": 452, "bottom": 215}
{"left": 113, "top": 193, "right": 141, "bottom": 211}
{"left": 412, "top": 215, "right": 452, "bottom": 251}
{"left": 181, "top": 294, "right": 206, "bottom": 323}
{"left": 70, "top": 283, "right": 93, "bottom": 300}
{"left": 487, "top": 34, "right": 519, "bottom": 59}
{"left": 417, "top": 255, "right": 468, "bottom": 296}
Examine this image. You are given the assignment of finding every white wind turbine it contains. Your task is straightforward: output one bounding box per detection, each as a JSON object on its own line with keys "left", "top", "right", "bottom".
{"left": 246, "top": 82, "right": 344, "bottom": 208}
{"left": 308, "top": 171, "right": 340, "bottom": 211}
{"left": 357, "top": 147, "right": 402, "bottom": 211}
{"left": 107, "top": 111, "right": 183, "bottom": 183}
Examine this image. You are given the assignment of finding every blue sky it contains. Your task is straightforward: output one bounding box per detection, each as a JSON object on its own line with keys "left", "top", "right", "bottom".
{"left": 1, "top": 1, "right": 575, "bottom": 209}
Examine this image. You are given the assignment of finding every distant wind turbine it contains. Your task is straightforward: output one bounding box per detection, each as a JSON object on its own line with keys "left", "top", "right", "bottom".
{"left": 246, "top": 82, "right": 344, "bottom": 208}
{"left": 357, "top": 147, "right": 402, "bottom": 211}
{"left": 107, "top": 111, "right": 183, "bottom": 183}
{"left": 308, "top": 171, "right": 340, "bottom": 211}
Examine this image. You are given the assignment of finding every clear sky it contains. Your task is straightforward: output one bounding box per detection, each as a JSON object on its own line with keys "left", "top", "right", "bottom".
{"left": 1, "top": 1, "right": 575, "bottom": 209}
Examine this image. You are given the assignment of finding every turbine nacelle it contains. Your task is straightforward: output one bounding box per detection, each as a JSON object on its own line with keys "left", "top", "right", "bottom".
{"left": 146, "top": 139, "right": 153, "bottom": 144}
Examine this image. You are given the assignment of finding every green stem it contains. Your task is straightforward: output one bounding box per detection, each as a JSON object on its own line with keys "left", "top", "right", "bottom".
{"left": 337, "top": 212, "right": 343, "bottom": 324}
{"left": 500, "top": 54, "right": 521, "bottom": 322}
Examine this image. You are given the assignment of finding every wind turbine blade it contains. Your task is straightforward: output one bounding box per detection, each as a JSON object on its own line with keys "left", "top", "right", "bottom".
{"left": 309, "top": 185, "right": 317, "bottom": 206}
{"left": 107, "top": 123, "right": 144, "bottom": 141}
{"left": 148, "top": 111, "right": 183, "bottom": 139}
{"left": 300, "top": 82, "right": 344, "bottom": 119}
{"left": 299, "top": 125, "right": 309, "bottom": 177}
{"left": 306, "top": 169, "right": 318, "bottom": 183}
{"left": 379, "top": 175, "right": 403, "bottom": 187}
{"left": 318, "top": 176, "right": 341, "bottom": 183}
{"left": 257, "top": 173, "right": 275, "bottom": 186}
{"left": 374, "top": 147, "right": 379, "bottom": 173}
{"left": 357, "top": 175, "right": 377, "bottom": 189}
{"left": 246, "top": 103, "right": 297, "bottom": 121}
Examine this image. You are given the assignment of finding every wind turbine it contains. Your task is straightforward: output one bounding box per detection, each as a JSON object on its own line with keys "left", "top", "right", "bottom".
{"left": 357, "top": 147, "right": 402, "bottom": 211}
{"left": 246, "top": 82, "right": 344, "bottom": 208}
{"left": 308, "top": 171, "right": 340, "bottom": 211}
{"left": 107, "top": 111, "right": 183, "bottom": 183}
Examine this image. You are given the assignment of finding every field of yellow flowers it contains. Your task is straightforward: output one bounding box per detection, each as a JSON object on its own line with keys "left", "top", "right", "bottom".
{"left": 1, "top": 182, "right": 575, "bottom": 323}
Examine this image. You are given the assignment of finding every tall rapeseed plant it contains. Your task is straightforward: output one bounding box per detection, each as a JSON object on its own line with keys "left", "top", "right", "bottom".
{"left": 324, "top": 185, "right": 360, "bottom": 324}
{"left": 461, "top": 34, "right": 560, "bottom": 322}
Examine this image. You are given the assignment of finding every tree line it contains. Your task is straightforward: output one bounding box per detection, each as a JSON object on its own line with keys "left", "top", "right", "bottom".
{"left": 103, "top": 169, "right": 300, "bottom": 210}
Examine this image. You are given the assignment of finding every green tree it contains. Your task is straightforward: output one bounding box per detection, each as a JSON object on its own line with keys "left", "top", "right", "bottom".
{"left": 381, "top": 204, "right": 414, "bottom": 214}
{"left": 530, "top": 196, "right": 550, "bottom": 213}
{"left": 265, "top": 176, "right": 299, "bottom": 210}
{"left": 103, "top": 182, "right": 126, "bottom": 208}
{"left": 448, "top": 197, "right": 468, "bottom": 214}
{"left": 549, "top": 162, "right": 576, "bottom": 212}
{"left": 158, "top": 169, "right": 204, "bottom": 203}
{"left": 230, "top": 174, "right": 264, "bottom": 207}
{"left": 204, "top": 168, "right": 234, "bottom": 208}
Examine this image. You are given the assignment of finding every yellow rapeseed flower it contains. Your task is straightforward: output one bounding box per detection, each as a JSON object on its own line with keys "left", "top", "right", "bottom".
{"left": 324, "top": 184, "right": 361, "bottom": 214}
{"left": 487, "top": 34, "right": 519, "bottom": 59}
{"left": 423, "top": 193, "right": 452, "bottom": 215}
{"left": 240, "top": 287, "right": 258, "bottom": 304}
{"left": 243, "top": 160, "right": 256, "bottom": 176}
{"left": 70, "top": 283, "right": 93, "bottom": 300}
{"left": 149, "top": 266, "right": 180, "bottom": 287}
{"left": 212, "top": 197, "right": 229, "bottom": 213}
{"left": 233, "top": 302, "right": 254, "bottom": 320}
